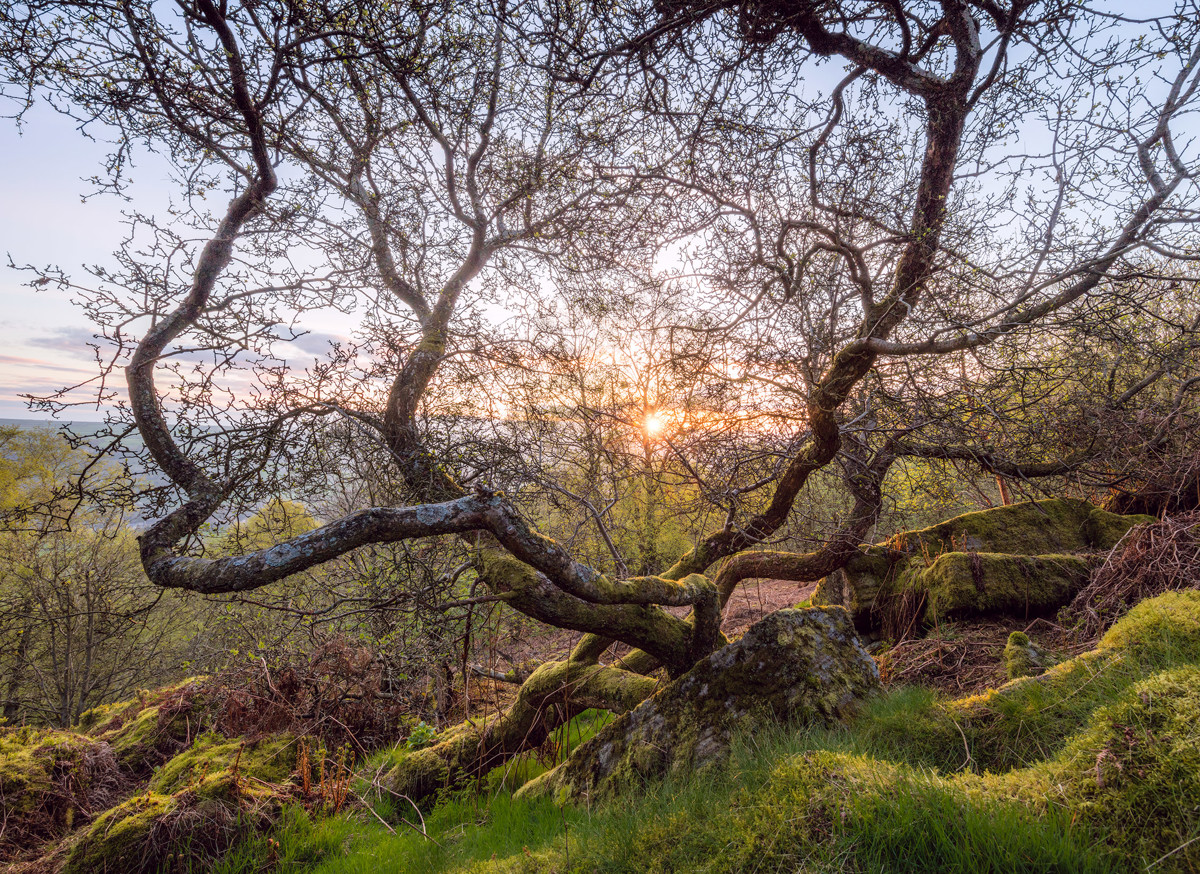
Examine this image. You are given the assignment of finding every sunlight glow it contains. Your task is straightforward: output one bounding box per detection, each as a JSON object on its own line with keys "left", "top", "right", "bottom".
{"left": 644, "top": 411, "right": 666, "bottom": 437}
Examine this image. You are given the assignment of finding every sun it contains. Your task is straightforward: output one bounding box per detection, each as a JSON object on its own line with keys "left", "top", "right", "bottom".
{"left": 644, "top": 411, "right": 666, "bottom": 437}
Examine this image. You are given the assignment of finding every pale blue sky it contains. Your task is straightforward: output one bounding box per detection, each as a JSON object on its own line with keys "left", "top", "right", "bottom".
{"left": 2, "top": 5, "right": 1195, "bottom": 421}
{"left": 1, "top": 105, "right": 140, "bottom": 418}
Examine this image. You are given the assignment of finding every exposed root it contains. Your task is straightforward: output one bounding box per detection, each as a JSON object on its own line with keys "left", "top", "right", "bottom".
{"left": 384, "top": 659, "right": 657, "bottom": 805}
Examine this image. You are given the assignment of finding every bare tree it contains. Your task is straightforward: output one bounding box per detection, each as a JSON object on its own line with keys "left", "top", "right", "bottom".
{"left": 2, "top": 0, "right": 1199, "bottom": 787}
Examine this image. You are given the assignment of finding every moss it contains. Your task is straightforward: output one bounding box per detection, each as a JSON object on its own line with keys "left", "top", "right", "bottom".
{"left": 76, "top": 677, "right": 207, "bottom": 738}
{"left": 1004, "top": 631, "right": 1051, "bottom": 679}
{"left": 75, "top": 701, "right": 125, "bottom": 733}
{"left": 0, "top": 727, "right": 122, "bottom": 852}
{"left": 0, "top": 727, "right": 75, "bottom": 818}
{"left": 812, "top": 546, "right": 901, "bottom": 632}
{"left": 521, "top": 607, "right": 880, "bottom": 804}
{"left": 1095, "top": 589, "right": 1200, "bottom": 662}
{"left": 63, "top": 791, "right": 178, "bottom": 874}
{"left": 895, "top": 498, "right": 1098, "bottom": 557}
{"left": 1038, "top": 666, "right": 1200, "bottom": 867}
{"left": 1083, "top": 507, "right": 1157, "bottom": 551}
{"left": 149, "top": 732, "right": 296, "bottom": 794}
{"left": 861, "top": 591, "right": 1200, "bottom": 774}
{"left": 62, "top": 733, "right": 296, "bottom": 874}
{"left": 381, "top": 746, "right": 453, "bottom": 806}
{"left": 456, "top": 846, "right": 565, "bottom": 874}
{"left": 901, "top": 552, "right": 1093, "bottom": 625}
{"left": 86, "top": 678, "right": 210, "bottom": 774}
{"left": 958, "top": 666, "right": 1200, "bottom": 870}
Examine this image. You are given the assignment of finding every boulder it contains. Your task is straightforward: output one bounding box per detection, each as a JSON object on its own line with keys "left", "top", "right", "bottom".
{"left": 1003, "top": 631, "right": 1051, "bottom": 679}
{"left": 900, "top": 552, "right": 1094, "bottom": 625}
{"left": 517, "top": 606, "right": 880, "bottom": 805}
{"left": 892, "top": 498, "right": 1144, "bottom": 557}
{"left": 813, "top": 500, "right": 1154, "bottom": 635}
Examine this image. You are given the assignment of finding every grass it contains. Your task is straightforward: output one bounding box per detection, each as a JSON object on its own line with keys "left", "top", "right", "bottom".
{"left": 233, "top": 723, "right": 1115, "bottom": 874}
{"left": 208, "top": 592, "right": 1200, "bottom": 874}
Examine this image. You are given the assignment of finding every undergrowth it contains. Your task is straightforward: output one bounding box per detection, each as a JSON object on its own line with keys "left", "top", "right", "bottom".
{"left": 215, "top": 725, "right": 1115, "bottom": 874}
{"left": 201, "top": 591, "right": 1200, "bottom": 874}
{"left": 66, "top": 591, "right": 1200, "bottom": 873}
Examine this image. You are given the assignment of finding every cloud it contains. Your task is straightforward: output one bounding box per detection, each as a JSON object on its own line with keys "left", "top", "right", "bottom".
{"left": 26, "top": 326, "right": 104, "bottom": 358}
{"left": 285, "top": 330, "right": 350, "bottom": 357}
{"left": 0, "top": 354, "right": 99, "bottom": 375}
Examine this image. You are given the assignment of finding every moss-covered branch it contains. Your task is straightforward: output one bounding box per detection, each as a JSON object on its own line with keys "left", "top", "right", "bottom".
{"left": 384, "top": 659, "right": 658, "bottom": 805}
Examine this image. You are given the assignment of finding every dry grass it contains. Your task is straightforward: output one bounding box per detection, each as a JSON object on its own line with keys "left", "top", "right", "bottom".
{"left": 876, "top": 616, "right": 1097, "bottom": 696}
{"left": 1067, "top": 512, "right": 1200, "bottom": 639}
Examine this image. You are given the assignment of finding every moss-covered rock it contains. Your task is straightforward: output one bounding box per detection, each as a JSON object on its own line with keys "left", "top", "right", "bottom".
{"left": 1083, "top": 507, "right": 1157, "bottom": 551}
{"left": 814, "top": 500, "right": 1153, "bottom": 635}
{"left": 901, "top": 552, "right": 1094, "bottom": 625}
{"left": 1004, "top": 631, "right": 1051, "bottom": 679}
{"left": 0, "top": 727, "right": 123, "bottom": 856}
{"left": 895, "top": 498, "right": 1098, "bottom": 556}
{"left": 519, "top": 607, "right": 879, "bottom": 804}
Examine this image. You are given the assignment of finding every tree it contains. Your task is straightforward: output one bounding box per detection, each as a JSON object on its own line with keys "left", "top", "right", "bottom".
{"left": 3, "top": 0, "right": 1199, "bottom": 785}
{"left": 0, "top": 427, "right": 184, "bottom": 727}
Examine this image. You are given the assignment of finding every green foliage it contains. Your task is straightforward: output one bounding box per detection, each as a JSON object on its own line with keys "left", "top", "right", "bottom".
{"left": 0, "top": 425, "right": 192, "bottom": 728}
{"left": 212, "top": 498, "right": 319, "bottom": 556}
{"left": 406, "top": 721, "right": 438, "bottom": 751}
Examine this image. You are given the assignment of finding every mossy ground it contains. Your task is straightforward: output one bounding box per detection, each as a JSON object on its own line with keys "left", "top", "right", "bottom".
{"left": 2, "top": 724, "right": 301, "bottom": 873}
{"left": 208, "top": 591, "right": 1200, "bottom": 874}
{"left": 148, "top": 732, "right": 297, "bottom": 794}
{"left": 0, "top": 727, "right": 122, "bottom": 856}
{"left": 79, "top": 677, "right": 212, "bottom": 774}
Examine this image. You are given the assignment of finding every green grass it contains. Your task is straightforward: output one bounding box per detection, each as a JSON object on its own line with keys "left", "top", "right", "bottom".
{"left": 237, "top": 724, "right": 1115, "bottom": 874}
{"left": 214, "top": 592, "right": 1200, "bottom": 874}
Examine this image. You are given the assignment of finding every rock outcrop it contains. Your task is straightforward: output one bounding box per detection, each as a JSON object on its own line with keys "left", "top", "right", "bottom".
{"left": 518, "top": 606, "right": 880, "bottom": 804}
{"left": 812, "top": 499, "right": 1155, "bottom": 635}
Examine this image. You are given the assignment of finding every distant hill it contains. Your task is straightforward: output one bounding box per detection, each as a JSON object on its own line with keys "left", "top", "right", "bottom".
{"left": 0, "top": 417, "right": 107, "bottom": 432}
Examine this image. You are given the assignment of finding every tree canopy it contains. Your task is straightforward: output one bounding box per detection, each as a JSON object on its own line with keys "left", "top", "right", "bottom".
{"left": 2, "top": 0, "right": 1199, "bottom": 767}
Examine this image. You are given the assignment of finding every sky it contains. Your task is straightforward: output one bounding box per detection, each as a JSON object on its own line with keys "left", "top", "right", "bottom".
{"left": 1, "top": 107, "right": 110, "bottom": 418}
{"left": 0, "top": 104, "right": 358, "bottom": 421}
{"left": 2, "top": 3, "right": 1195, "bottom": 422}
